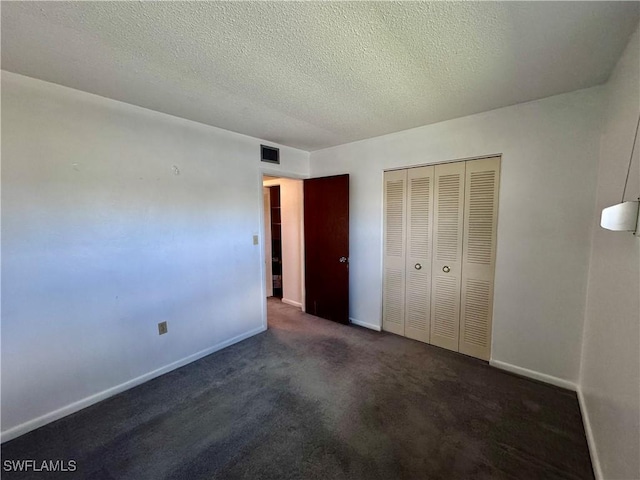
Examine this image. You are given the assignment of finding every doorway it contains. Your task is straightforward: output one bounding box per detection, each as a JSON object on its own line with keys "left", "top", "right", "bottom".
{"left": 260, "top": 173, "right": 351, "bottom": 326}
{"left": 262, "top": 176, "right": 305, "bottom": 308}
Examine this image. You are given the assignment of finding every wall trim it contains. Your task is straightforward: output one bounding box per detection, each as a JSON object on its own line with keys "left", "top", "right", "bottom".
{"left": 350, "top": 317, "right": 382, "bottom": 331}
{"left": 577, "top": 388, "right": 603, "bottom": 480}
{"left": 281, "top": 298, "right": 302, "bottom": 309}
{"left": 489, "top": 359, "right": 577, "bottom": 391}
{"left": 383, "top": 152, "right": 504, "bottom": 173}
{"left": 0, "top": 325, "right": 267, "bottom": 444}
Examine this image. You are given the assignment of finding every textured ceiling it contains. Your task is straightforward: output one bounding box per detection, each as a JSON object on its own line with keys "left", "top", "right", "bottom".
{"left": 2, "top": 2, "right": 638, "bottom": 151}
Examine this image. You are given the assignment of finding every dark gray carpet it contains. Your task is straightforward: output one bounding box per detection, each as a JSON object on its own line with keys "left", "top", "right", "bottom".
{"left": 2, "top": 298, "right": 593, "bottom": 479}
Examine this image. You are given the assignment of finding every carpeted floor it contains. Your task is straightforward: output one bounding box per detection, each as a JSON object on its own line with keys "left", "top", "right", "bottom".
{"left": 2, "top": 298, "right": 594, "bottom": 479}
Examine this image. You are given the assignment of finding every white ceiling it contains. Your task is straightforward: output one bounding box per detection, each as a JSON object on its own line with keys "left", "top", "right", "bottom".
{"left": 2, "top": 2, "right": 638, "bottom": 152}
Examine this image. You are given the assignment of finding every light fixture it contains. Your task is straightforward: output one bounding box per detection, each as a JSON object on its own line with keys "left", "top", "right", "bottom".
{"left": 601, "top": 201, "right": 639, "bottom": 234}
{"left": 600, "top": 113, "right": 640, "bottom": 237}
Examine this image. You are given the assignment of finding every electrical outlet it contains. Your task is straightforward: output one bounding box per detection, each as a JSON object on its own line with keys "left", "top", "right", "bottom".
{"left": 158, "top": 321, "right": 168, "bottom": 335}
{"left": 253, "top": 235, "right": 259, "bottom": 245}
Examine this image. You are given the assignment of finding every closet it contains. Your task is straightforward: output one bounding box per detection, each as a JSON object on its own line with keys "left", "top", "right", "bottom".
{"left": 382, "top": 156, "right": 500, "bottom": 361}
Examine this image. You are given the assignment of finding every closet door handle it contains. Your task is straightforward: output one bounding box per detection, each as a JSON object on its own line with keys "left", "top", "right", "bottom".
{"left": 442, "top": 266, "right": 450, "bottom": 273}
{"left": 414, "top": 263, "right": 422, "bottom": 270}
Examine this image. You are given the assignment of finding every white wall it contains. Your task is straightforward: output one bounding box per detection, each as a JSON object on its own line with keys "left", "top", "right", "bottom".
{"left": 580, "top": 26, "right": 640, "bottom": 480}
{"left": 0, "top": 71, "right": 309, "bottom": 440}
{"left": 310, "top": 87, "right": 604, "bottom": 386}
{"left": 262, "top": 178, "right": 304, "bottom": 308}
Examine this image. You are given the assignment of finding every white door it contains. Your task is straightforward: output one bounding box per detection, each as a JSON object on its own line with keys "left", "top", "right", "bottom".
{"left": 382, "top": 169, "right": 407, "bottom": 336}
{"left": 459, "top": 157, "right": 500, "bottom": 360}
{"left": 404, "top": 166, "right": 434, "bottom": 343}
{"left": 430, "top": 161, "right": 466, "bottom": 352}
{"left": 382, "top": 158, "right": 499, "bottom": 361}
{"left": 263, "top": 187, "right": 273, "bottom": 297}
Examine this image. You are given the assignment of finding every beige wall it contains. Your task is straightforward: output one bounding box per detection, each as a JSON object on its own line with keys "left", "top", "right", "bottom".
{"left": 580, "top": 25, "right": 640, "bottom": 480}
{"left": 310, "top": 86, "right": 604, "bottom": 385}
{"left": 0, "top": 71, "right": 310, "bottom": 441}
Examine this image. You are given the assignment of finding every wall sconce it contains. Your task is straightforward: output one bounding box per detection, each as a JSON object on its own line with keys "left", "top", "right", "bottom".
{"left": 601, "top": 200, "right": 639, "bottom": 236}
{"left": 600, "top": 113, "right": 640, "bottom": 237}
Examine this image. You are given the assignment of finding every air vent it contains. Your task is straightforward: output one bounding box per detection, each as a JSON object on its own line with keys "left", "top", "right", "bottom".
{"left": 261, "top": 145, "right": 280, "bottom": 164}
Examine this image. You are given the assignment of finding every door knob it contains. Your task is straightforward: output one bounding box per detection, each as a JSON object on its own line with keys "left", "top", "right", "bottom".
{"left": 339, "top": 257, "right": 348, "bottom": 263}
{"left": 442, "top": 266, "right": 450, "bottom": 273}
{"left": 414, "top": 263, "right": 422, "bottom": 270}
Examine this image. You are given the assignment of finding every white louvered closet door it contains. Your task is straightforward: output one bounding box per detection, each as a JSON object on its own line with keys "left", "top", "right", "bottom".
{"left": 430, "top": 161, "right": 466, "bottom": 352}
{"left": 404, "top": 166, "right": 434, "bottom": 343}
{"left": 459, "top": 157, "right": 500, "bottom": 360}
{"left": 382, "top": 169, "right": 407, "bottom": 336}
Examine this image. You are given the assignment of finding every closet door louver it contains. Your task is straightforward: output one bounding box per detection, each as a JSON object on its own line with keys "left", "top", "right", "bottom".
{"left": 459, "top": 157, "right": 500, "bottom": 360}
{"left": 382, "top": 169, "right": 407, "bottom": 336}
{"left": 430, "top": 161, "right": 466, "bottom": 352}
{"left": 404, "top": 166, "right": 434, "bottom": 343}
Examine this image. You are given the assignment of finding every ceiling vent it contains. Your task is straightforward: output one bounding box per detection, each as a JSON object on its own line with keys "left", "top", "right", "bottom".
{"left": 261, "top": 145, "right": 280, "bottom": 164}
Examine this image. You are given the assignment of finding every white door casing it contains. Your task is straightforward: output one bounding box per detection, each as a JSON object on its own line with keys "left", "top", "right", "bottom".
{"left": 263, "top": 187, "right": 273, "bottom": 297}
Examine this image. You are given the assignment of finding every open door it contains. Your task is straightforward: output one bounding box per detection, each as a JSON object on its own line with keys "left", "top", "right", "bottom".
{"left": 303, "top": 174, "right": 349, "bottom": 324}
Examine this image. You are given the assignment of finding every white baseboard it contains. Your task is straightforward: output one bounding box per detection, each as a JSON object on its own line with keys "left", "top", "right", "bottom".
{"left": 489, "top": 359, "right": 577, "bottom": 391}
{"left": 0, "top": 325, "right": 267, "bottom": 444}
{"left": 281, "top": 298, "right": 302, "bottom": 308}
{"left": 349, "top": 317, "right": 382, "bottom": 331}
{"left": 577, "top": 388, "right": 603, "bottom": 480}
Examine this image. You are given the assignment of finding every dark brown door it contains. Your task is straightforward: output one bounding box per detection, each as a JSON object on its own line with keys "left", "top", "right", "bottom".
{"left": 304, "top": 174, "right": 349, "bottom": 324}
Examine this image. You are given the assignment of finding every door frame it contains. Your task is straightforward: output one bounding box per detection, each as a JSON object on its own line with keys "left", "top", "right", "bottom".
{"left": 258, "top": 169, "right": 308, "bottom": 328}
{"left": 263, "top": 187, "right": 274, "bottom": 297}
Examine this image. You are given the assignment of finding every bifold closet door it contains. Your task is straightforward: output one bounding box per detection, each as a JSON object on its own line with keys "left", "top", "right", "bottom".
{"left": 459, "top": 157, "right": 500, "bottom": 360}
{"left": 404, "top": 166, "right": 434, "bottom": 343}
{"left": 430, "top": 161, "right": 465, "bottom": 352}
{"left": 382, "top": 169, "right": 407, "bottom": 336}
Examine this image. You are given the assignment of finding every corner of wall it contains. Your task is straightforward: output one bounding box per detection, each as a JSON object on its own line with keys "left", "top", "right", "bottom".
{"left": 575, "top": 23, "right": 640, "bottom": 480}
{"left": 576, "top": 388, "right": 604, "bottom": 480}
